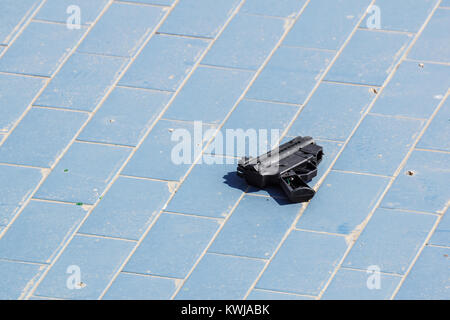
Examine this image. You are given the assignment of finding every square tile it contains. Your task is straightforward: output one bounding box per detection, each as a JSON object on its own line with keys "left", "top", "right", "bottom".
{"left": 78, "top": 87, "right": 171, "bottom": 146}
{"left": 202, "top": 14, "right": 285, "bottom": 70}
{"left": 408, "top": 9, "right": 450, "bottom": 63}
{"left": 0, "top": 165, "right": 43, "bottom": 226}
{"left": 34, "top": 235, "right": 135, "bottom": 299}
{"left": 77, "top": 2, "right": 165, "bottom": 57}
{"left": 418, "top": 96, "right": 450, "bottom": 152}
{"left": 119, "top": 34, "right": 209, "bottom": 91}
{"left": 333, "top": 115, "right": 424, "bottom": 176}
{"left": 246, "top": 46, "right": 333, "bottom": 104}
{"left": 166, "top": 155, "right": 246, "bottom": 218}
{"left": 103, "top": 273, "right": 177, "bottom": 300}
{"left": 122, "top": 120, "right": 214, "bottom": 181}
{"left": 0, "top": 74, "right": 46, "bottom": 132}
{"left": 343, "top": 208, "right": 437, "bottom": 274}
{"left": 395, "top": 246, "right": 450, "bottom": 299}
{"left": 209, "top": 195, "right": 300, "bottom": 259}
{"left": 288, "top": 82, "right": 375, "bottom": 141}
{"left": 159, "top": 0, "right": 241, "bottom": 38}
{"left": 80, "top": 176, "right": 171, "bottom": 240}
{"left": 35, "top": 53, "right": 128, "bottom": 112}
{"left": 119, "top": 34, "right": 208, "bottom": 91}
{"left": 429, "top": 210, "right": 450, "bottom": 247}
{"left": 35, "top": 142, "right": 130, "bottom": 205}
{"left": 257, "top": 230, "right": 347, "bottom": 295}
{"left": 0, "top": 260, "right": 45, "bottom": 299}
{"left": 208, "top": 99, "right": 298, "bottom": 158}
{"left": 0, "top": 200, "right": 86, "bottom": 263}
{"left": 297, "top": 171, "right": 389, "bottom": 235}
{"left": 35, "top": 0, "right": 109, "bottom": 25}
{"left": 0, "top": 108, "right": 88, "bottom": 167}
{"left": 176, "top": 253, "right": 265, "bottom": 299}
{"left": 0, "top": 0, "right": 40, "bottom": 45}
{"left": 322, "top": 268, "right": 401, "bottom": 300}
{"left": 283, "top": 0, "right": 371, "bottom": 50}
{"left": 371, "top": 61, "right": 450, "bottom": 119}
{"left": 163, "top": 66, "right": 253, "bottom": 124}
{"left": 325, "top": 29, "right": 412, "bottom": 86}
{"left": 0, "top": 21, "right": 85, "bottom": 77}
{"left": 381, "top": 150, "right": 450, "bottom": 213}
{"left": 124, "top": 213, "right": 220, "bottom": 278}
{"left": 241, "top": 0, "right": 307, "bottom": 18}
{"left": 361, "top": 0, "right": 438, "bottom": 32}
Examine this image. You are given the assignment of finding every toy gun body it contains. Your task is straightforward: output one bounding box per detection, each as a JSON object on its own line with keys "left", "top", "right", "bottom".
{"left": 237, "top": 136, "right": 323, "bottom": 203}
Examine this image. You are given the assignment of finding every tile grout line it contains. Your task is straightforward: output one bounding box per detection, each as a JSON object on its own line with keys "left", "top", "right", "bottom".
{"left": 94, "top": 0, "right": 252, "bottom": 300}
{"left": 0, "top": 0, "right": 47, "bottom": 60}
{"left": 0, "top": 0, "right": 117, "bottom": 249}
{"left": 167, "top": 0, "right": 318, "bottom": 300}
{"left": 316, "top": 0, "right": 445, "bottom": 300}
{"left": 242, "top": 0, "right": 378, "bottom": 300}
{"left": 20, "top": 0, "right": 181, "bottom": 299}
{"left": 390, "top": 206, "right": 450, "bottom": 298}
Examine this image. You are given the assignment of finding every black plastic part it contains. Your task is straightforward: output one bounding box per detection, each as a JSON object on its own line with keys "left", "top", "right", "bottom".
{"left": 237, "top": 136, "right": 323, "bottom": 203}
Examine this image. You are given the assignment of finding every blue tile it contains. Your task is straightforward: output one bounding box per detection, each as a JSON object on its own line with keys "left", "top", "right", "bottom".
{"left": 418, "top": 97, "right": 450, "bottom": 152}
{"left": 127, "top": 0, "right": 174, "bottom": 4}
{"left": 0, "top": 260, "right": 45, "bottom": 300}
{"left": 35, "top": 53, "right": 128, "bottom": 112}
{"left": 344, "top": 209, "right": 436, "bottom": 274}
{"left": 210, "top": 195, "right": 299, "bottom": 259}
{"left": 176, "top": 253, "right": 265, "bottom": 299}
{"left": 80, "top": 176, "right": 171, "bottom": 240}
{"left": 361, "top": 0, "right": 438, "bottom": 32}
{"left": 0, "top": 165, "right": 43, "bottom": 226}
{"left": 382, "top": 150, "right": 450, "bottom": 213}
{"left": 288, "top": 82, "right": 375, "bottom": 140}
{"left": 322, "top": 268, "right": 401, "bottom": 300}
{"left": 202, "top": 14, "right": 285, "bottom": 70}
{"left": 0, "top": 74, "right": 45, "bottom": 132}
{"left": 257, "top": 230, "right": 347, "bottom": 295}
{"left": 164, "top": 66, "right": 253, "bottom": 124}
{"left": 442, "top": 0, "right": 450, "bottom": 6}
{"left": 0, "top": 201, "right": 86, "bottom": 263}
{"left": 159, "top": 0, "right": 241, "bottom": 38}
{"left": 283, "top": 0, "right": 371, "bottom": 50}
{"left": 123, "top": 120, "right": 214, "bottom": 181}
{"left": 119, "top": 34, "right": 209, "bottom": 91}
{"left": 34, "top": 235, "right": 134, "bottom": 299}
{"left": 0, "top": 21, "right": 85, "bottom": 77}
{"left": 78, "top": 87, "right": 171, "bottom": 146}
{"left": 166, "top": 155, "right": 246, "bottom": 218}
{"left": 241, "top": 0, "right": 306, "bottom": 18}
{"left": 325, "top": 30, "right": 412, "bottom": 86}
{"left": 395, "top": 246, "right": 450, "bottom": 299}
{"left": 77, "top": 2, "right": 164, "bottom": 57}
{"left": 103, "top": 273, "right": 177, "bottom": 300}
{"left": 246, "top": 47, "right": 333, "bottom": 104}
{"left": 409, "top": 9, "right": 450, "bottom": 63}
{"left": 334, "top": 115, "right": 424, "bottom": 176}
{"left": 0, "top": 0, "right": 40, "bottom": 45}
{"left": 247, "top": 289, "right": 313, "bottom": 300}
{"left": 209, "top": 99, "right": 298, "bottom": 158}
{"left": 297, "top": 171, "right": 389, "bottom": 235}
{"left": 124, "top": 213, "right": 219, "bottom": 278}
{"left": 372, "top": 61, "right": 450, "bottom": 119}
{"left": 0, "top": 108, "right": 87, "bottom": 167}
{"left": 429, "top": 211, "right": 450, "bottom": 247}
{"left": 35, "top": 0, "right": 109, "bottom": 25}
{"left": 35, "top": 142, "right": 130, "bottom": 205}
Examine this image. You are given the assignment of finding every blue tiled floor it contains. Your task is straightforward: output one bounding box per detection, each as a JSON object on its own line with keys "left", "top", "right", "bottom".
{"left": 0, "top": 0, "right": 448, "bottom": 300}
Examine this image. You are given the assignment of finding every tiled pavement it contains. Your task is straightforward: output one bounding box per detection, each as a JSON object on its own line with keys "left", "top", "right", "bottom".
{"left": 0, "top": 0, "right": 449, "bottom": 300}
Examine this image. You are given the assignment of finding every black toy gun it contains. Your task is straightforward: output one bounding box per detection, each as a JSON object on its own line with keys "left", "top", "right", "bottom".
{"left": 237, "top": 136, "right": 323, "bottom": 203}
